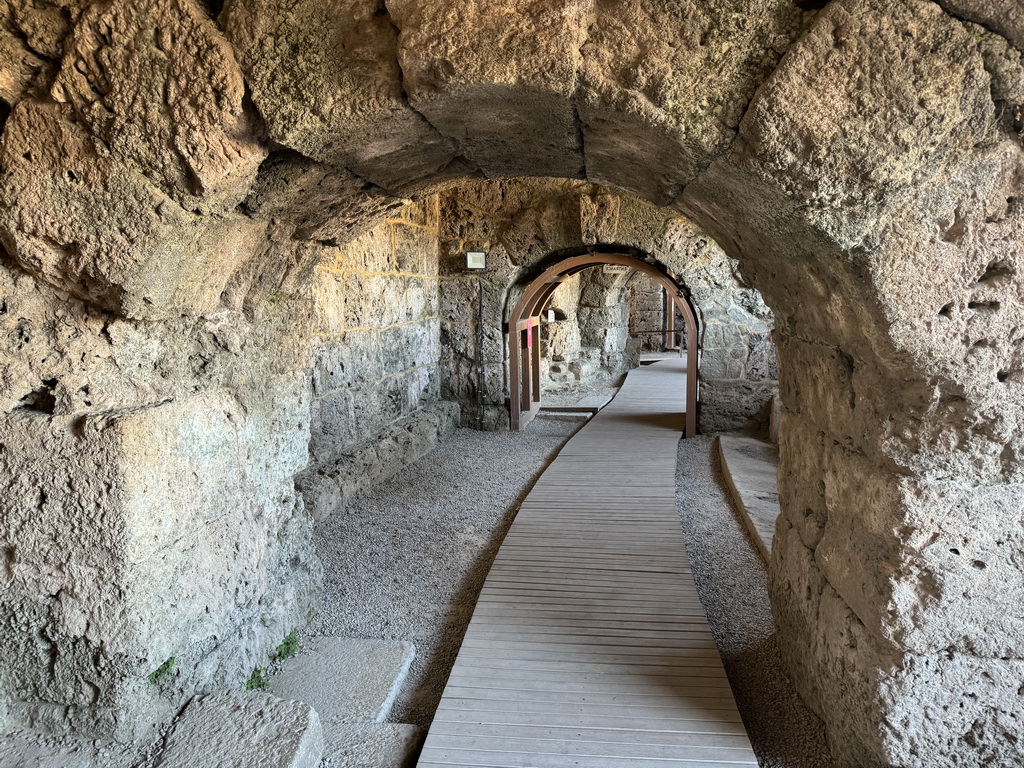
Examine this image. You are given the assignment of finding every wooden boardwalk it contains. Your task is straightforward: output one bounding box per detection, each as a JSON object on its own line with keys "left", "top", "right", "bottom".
{"left": 417, "top": 358, "right": 758, "bottom": 768}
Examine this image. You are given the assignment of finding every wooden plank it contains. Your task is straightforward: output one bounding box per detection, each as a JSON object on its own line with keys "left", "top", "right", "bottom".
{"left": 430, "top": 708, "right": 748, "bottom": 734}
{"left": 416, "top": 358, "right": 757, "bottom": 768}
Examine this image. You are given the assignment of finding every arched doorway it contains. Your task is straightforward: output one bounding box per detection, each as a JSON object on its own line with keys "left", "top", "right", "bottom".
{"left": 507, "top": 252, "right": 699, "bottom": 436}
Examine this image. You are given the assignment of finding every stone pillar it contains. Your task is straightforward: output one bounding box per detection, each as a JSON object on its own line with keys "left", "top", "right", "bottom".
{"left": 0, "top": 387, "right": 321, "bottom": 741}
{"left": 686, "top": 1, "right": 1024, "bottom": 764}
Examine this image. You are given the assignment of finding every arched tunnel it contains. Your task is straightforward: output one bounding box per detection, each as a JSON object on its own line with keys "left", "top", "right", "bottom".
{"left": 0, "top": 1, "right": 1023, "bottom": 766}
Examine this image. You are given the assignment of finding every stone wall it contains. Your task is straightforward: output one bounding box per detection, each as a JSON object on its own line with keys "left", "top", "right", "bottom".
{"left": 1, "top": 3, "right": 1020, "bottom": 762}
{"left": 437, "top": 179, "right": 584, "bottom": 429}
{"left": 628, "top": 273, "right": 667, "bottom": 353}
{"left": 298, "top": 200, "right": 459, "bottom": 521}
{"left": 683, "top": 247, "right": 777, "bottom": 433}
{"left": 539, "top": 267, "right": 636, "bottom": 394}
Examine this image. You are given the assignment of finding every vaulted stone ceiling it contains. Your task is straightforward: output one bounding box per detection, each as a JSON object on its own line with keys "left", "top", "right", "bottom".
{"left": 0, "top": 2, "right": 1022, "bottom": 766}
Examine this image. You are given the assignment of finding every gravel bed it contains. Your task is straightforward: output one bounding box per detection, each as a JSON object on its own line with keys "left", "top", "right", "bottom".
{"left": 677, "top": 435, "right": 831, "bottom": 767}
{"left": 309, "top": 415, "right": 587, "bottom": 726}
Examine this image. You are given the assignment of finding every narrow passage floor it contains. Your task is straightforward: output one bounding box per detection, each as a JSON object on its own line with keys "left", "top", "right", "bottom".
{"left": 417, "top": 358, "right": 759, "bottom": 767}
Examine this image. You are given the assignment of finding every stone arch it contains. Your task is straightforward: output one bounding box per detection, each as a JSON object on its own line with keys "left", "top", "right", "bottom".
{"left": 505, "top": 249, "right": 699, "bottom": 434}
{"left": 0, "top": 1, "right": 1020, "bottom": 764}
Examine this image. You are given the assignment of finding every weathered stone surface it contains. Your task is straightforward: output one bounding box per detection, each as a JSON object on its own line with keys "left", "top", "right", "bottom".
{"left": 0, "top": 101, "right": 267, "bottom": 319}
{"left": 154, "top": 691, "right": 323, "bottom": 768}
{"left": 681, "top": 0, "right": 1024, "bottom": 763}
{"left": 0, "top": 392, "right": 321, "bottom": 741}
{"left": 221, "top": 0, "right": 460, "bottom": 194}
{"left": 303, "top": 199, "right": 445, "bottom": 461}
{"left": 0, "top": 260, "right": 322, "bottom": 740}
{"left": 388, "top": 0, "right": 589, "bottom": 179}
{"left": 299, "top": 401, "right": 459, "bottom": 522}
{"left": 0, "top": 257, "right": 308, "bottom": 418}
{"left": 269, "top": 637, "right": 415, "bottom": 725}
{"left": 244, "top": 151, "right": 406, "bottom": 244}
{"left": 0, "top": 1, "right": 71, "bottom": 106}
{"left": 326, "top": 723, "right": 421, "bottom": 768}
{"left": 718, "top": 435, "right": 780, "bottom": 561}
{"left": 579, "top": 0, "right": 801, "bottom": 204}
{"left": 936, "top": 0, "right": 1024, "bottom": 51}
{"left": 772, "top": 520, "right": 1024, "bottom": 768}
{"left": 700, "top": 380, "right": 777, "bottom": 434}
{"left": 52, "top": 0, "right": 266, "bottom": 211}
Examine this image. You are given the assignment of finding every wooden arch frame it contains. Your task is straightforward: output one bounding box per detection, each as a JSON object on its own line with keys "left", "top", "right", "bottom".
{"left": 507, "top": 253, "right": 699, "bottom": 436}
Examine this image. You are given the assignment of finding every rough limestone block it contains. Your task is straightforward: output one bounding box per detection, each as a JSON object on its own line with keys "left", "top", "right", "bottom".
{"left": 311, "top": 332, "right": 385, "bottom": 396}
{"left": 936, "top": 0, "right": 1024, "bottom": 50}
{"left": 300, "top": 401, "right": 459, "bottom": 522}
{"left": 0, "top": 102, "right": 266, "bottom": 319}
{"left": 771, "top": 521, "right": 1024, "bottom": 768}
{"left": 674, "top": 4, "right": 1024, "bottom": 763}
{"left": 699, "top": 381, "right": 777, "bottom": 434}
{"left": 244, "top": 151, "right": 406, "bottom": 245}
{"left": 579, "top": 0, "right": 801, "bottom": 204}
{"left": 269, "top": 637, "right": 415, "bottom": 727}
{"left": 221, "top": 0, "right": 459, "bottom": 193}
{"left": 155, "top": 691, "right": 323, "bottom": 768}
{"left": 326, "top": 723, "right": 422, "bottom": 768}
{"left": 388, "top": 0, "right": 589, "bottom": 179}
{"left": 0, "top": 389, "right": 320, "bottom": 741}
{"left": 51, "top": 0, "right": 266, "bottom": 212}
{"left": 0, "top": 2, "right": 64, "bottom": 105}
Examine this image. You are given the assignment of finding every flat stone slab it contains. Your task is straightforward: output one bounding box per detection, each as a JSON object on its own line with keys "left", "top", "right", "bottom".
{"left": 718, "top": 435, "right": 781, "bottom": 560}
{"left": 0, "top": 734, "right": 102, "bottom": 768}
{"left": 270, "top": 637, "right": 415, "bottom": 727}
{"left": 324, "top": 723, "right": 421, "bottom": 767}
{"left": 575, "top": 394, "right": 613, "bottom": 409}
{"left": 154, "top": 690, "right": 323, "bottom": 768}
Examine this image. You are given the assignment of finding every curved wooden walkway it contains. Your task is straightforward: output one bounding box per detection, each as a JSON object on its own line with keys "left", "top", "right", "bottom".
{"left": 417, "top": 358, "right": 758, "bottom": 768}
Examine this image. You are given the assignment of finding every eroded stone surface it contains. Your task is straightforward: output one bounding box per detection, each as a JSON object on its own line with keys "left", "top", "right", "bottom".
{"left": 388, "top": 0, "right": 589, "bottom": 179}
{"left": 0, "top": 393, "right": 321, "bottom": 741}
{"left": 936, "top": 0, "right": 1024, "bottom": 51}
{"left": 154, "top": 691, "right": 323, "bottom": 768}
{"left": 579, "top": 0, "right": 802, "bottom": 205}
{"left": 244, "top": 151, "right": 406, "bottom": 244}
{"left": 0, "top": 0, "right": 1021, "bottom": 763}
{"left": 0, "top": 101, "right": 267, "bottom": 319}
{"left": 0, "top": 261, "right": 322, "bottom": 740}
{"left": 269, "top": 637, "right": 415, "bottom": 726}
{"left": 53, "top": 0, "right": 266, "bottom": 211}
{"left": 683, "top": 0, "right": 1024, "bottom": 763}
{"left": 326, "top": 723, "right": 421, "bottom": 768}
{"left": 221, "top": 0, "right": 459, "bottom": 194}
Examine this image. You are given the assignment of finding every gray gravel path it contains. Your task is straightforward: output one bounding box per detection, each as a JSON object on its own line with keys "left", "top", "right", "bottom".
{"left": 677, "top": 435, "right": 831, "bottom": 767}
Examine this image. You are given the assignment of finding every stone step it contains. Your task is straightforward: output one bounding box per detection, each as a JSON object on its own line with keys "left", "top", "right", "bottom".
{"left": 270, "top": 637, "right": 415, "bottom": 726}
{"left": 153, "top": 691, "right": 323, "bottom": 768}
{"left": 717, "top": 435, "right": 781, "bottom": 560}
{"left": 270, "top": 637, "right": 420, "bottom": 766}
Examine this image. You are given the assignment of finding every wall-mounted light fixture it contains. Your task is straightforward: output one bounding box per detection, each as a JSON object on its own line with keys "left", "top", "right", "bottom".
{"left": 466, "top": 251, "right": 487, "bottom": 270}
